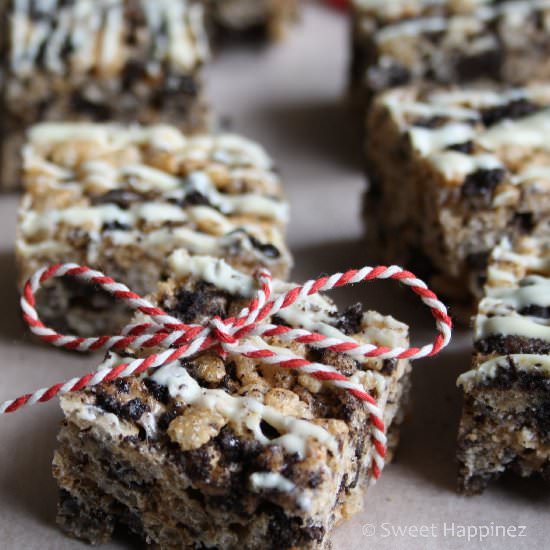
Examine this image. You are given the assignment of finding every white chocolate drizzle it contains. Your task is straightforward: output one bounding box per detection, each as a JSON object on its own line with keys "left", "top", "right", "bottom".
{"left": 61, "top": 397, "right": 137, "bottom": 438}
{"left": 479, "top": 109, "right": 550, "bottom": 150}
{"left": 476, "top": 237, "right": 550, "bottom": 341}
{"left": 249, "top": 472, "right": 312, "bottom": 512}
{"left": 169, "top": 251, "right": 256, "bottom": 295}
{"left": 458, "top": 354, "right": 550, "bottom": 390}
{"left": 151, "top": 362, "right": 337, "bottom": 458}
{"left": 250, "top": 472, "right": 296, "bottom": 493}
{"left": 476, "top": 316, "right": 550, "bottom": 342}
{"left": 409, "top": 123, "right": 475, "bottom": 156}
{"left": 28, "top": 123, "right": 275, "bottom": 172}
{"left": 486, "top": 276, "right": 550, "bottom": 310}
{"left": 384, "top": 83, "right": 550, "bottom": 187}
{"left": 9, "top": 0, "right": 209, "bottom": 78}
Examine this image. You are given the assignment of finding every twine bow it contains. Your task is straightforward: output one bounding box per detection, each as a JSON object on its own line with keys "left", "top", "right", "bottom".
{"left": 2, "top": 262, "right": 452, "bottom": 479}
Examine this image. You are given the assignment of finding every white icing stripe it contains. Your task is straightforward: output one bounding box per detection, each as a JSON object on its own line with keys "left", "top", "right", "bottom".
{"left": 28, "top": 124, "right": 275, "bottom": 171}
{"left": 427, "top": 87, "right": 529, "bottom": 109}
{"left": 486, "top": 276, "right": 550, "bottom": 309}
{"left": 458, "top": 354, "right": 550, "bottom": 389}
{"left": 476, "top": 316, "right": 550, "bottom": 342}
{"left": 20, "top": 226, "right": 286, "bottom": 267}
{"left": 428, "top": 152, "right": 502, "bottom": 180}
{"left": 10, "top": 0, "right": 208, "bottom": 76}
{"left": 168, "top": 252, "right": 256, "bottom": 295}
{"left": 250, "top": 472, "right": 295, "bottom": 493}
{"left": 61, "top": 398, "right": 136, "bottom": 438}
{"left": 151, "top": 363, "right": 337, "bottom": 457}
{"left": 20, "top": 202, "right": 193, "bottom": 236}
{"left": 383, "top": 96, "right": 479, "bottom": 121}
{"left": 479, "top": 109, "right": 550, "bottom": 150}
{"left": 385, "top": 84, "right": 550, "bottom": 182}
{"left": 80, "top": 167, "right": 286, "bottom": 222}
{"left": 409, "top": 123, "right": 475, "bottom": 156}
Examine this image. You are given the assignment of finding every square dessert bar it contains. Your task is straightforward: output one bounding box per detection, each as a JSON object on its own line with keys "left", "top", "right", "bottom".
{"left": 53, "top": 252, "right": 412, "bottom": 549}
{"left": 365, "top": 83, "right": 550, "bottom": 305}
{"left": 1, "top": 0, "right": 210, "bottom": 190}
{"left": 351, "top": 0, "right": 550, "bottom": 101}
{"left": 208, "top": 0, "right": 297, "bottom": 39}
{"left": 457, "top": 236, "right": 550, "bottom": 494}
{"left": 16, "top": 122, "right": 291, "bottom": 335}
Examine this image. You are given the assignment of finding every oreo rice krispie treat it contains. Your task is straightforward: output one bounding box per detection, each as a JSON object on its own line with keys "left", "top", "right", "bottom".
{"left": 1, "top": 0, "right": 210, "bottom": 189}
{"left": 52, "top": 251, "right": 412, "bottom": 549}
{"left": 364, "top": 83, "right": 550, "bottom": 306}
{"left": 457, "top": 236, "right": 550, "bottom": 494}
{"left": 16, "top": 122, "right": 291, "bottom": 335}
{"left": 350, "top": 0, "right": 550, "bottom": 103}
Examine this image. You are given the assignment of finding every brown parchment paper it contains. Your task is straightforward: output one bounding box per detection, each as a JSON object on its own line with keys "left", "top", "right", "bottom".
{"left": 0, "top": 3, "right": 547, "bottom": 549}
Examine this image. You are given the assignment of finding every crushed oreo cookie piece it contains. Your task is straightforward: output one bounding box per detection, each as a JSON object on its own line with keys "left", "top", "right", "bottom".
{"left": 447, "top": 141, "right": 474, "bottom": 154}
{"left": 170, "top": 281, "right": 229, "bottom": 324}
{"left": 336, "top": 303, "right": 364, "bottom": 335}
{"left": 249, "top": 236, "right": 280, "bottom": 259}
{"left": 143, "top": 378, "right": 170, "bottom": 404}
{"left": 481, "top": 98, "right": 539, "bottom": 127}
{"left": 462, "top": 168, "right": 506, "bottom": 198}
{"left": 518, "top": 305, "right": 550, "bottom": 319}
{"left": 96, "top": 393, "right": 149, "bottom": 422}
{"left": 92, "top": 190, "right": 141, "bottom": 209}
{"left": 456, "top": 50, "right": 502, "bottom": 82}
{"left": 412, "top": 116, "right": 448, "bottom": 129}
{"left": 102, "top": 220, "right": 131, "bottom": 231}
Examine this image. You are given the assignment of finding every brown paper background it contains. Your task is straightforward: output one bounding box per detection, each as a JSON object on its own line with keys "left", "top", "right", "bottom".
{"left": 0, "top": 2, "right": 548, "bottom": 548}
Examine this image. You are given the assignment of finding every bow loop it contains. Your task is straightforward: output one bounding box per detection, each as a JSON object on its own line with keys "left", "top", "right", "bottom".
{"left": 4, "top": 262, "right": 452, "bottom": 480}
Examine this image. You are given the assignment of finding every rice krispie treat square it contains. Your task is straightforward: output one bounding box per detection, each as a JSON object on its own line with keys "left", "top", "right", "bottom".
{"left": 52, "top": 252, "right": 412, "bottom": 549}
{"left": 350, "top": 0, "right": 550, "bottom": 102}
{"left": 364, "top": 83, "right": 550, "bottom": 305}
{"left": 16, "top": 122, "right": 291, "bottom": 335}
{"left": 457, "top": 236, "right": 550, "bottom": 494}
{"left": 2, "top": 0, "right": 210, "bottom": 190}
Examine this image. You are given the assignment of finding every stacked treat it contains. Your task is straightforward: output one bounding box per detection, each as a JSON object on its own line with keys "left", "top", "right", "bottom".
{"left": 352, "top": 0, "right": 550, "bottom": 492}
{"left": 1, "top": 2, "right": 428, "bottom": 549}
{"left": 2, "top": 0, "right": 298, "bottom": 189}
{"left": 2, "top": 0, "right": 210, "bottom": 189}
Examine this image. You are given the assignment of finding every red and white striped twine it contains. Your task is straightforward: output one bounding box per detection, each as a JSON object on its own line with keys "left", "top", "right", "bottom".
{"left": 4, "top": 263, "right": 452, "bottom": 480}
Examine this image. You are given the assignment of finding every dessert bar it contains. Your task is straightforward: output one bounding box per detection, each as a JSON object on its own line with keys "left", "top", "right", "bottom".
{"left": 457, "top": 236, "right": 550, "bottom": 494}
{"left": 52, "top": 251, "right": 412, "bottom": 549}
{"left": 16, "top": 122, "right": 291, "bottom": 335}
{"left": 1, "top": 0, "right": 210, "bottom": 190}
{"left": 351, "top": 0, "right": 550, "bottom": 102}
{"left": 364, "top": 83, "right": 550, "bottom": 304}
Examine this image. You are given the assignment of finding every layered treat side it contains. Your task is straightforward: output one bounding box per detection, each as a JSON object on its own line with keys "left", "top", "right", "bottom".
{"left": 1, "top": 0, "right": 210, "bottom": 189}
{"left": 16, "top": 122, "right": 291, "bottom": 335}
{"left": 365, "top": 83, "right": 550, "bottom": 306}
{"left": 350, "top": 0, "right": 550, "bottom": 103}
{"left": 457, "top": 236, "right": 550, "bottom": 494}
{"left": 208, "top": 0, "right": 298, "bottom": 40}
{"left": 52, "top": 252, "right": 412, "bottom": 549}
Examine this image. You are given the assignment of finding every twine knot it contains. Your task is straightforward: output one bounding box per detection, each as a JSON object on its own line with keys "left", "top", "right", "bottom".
{"left": 3, "top": 262, "right": 452, "bottom": 480}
